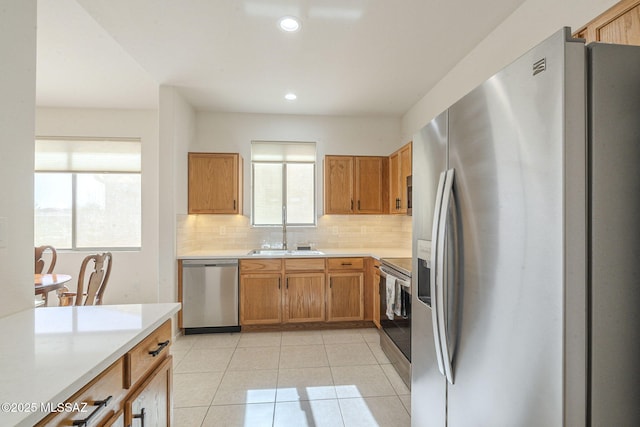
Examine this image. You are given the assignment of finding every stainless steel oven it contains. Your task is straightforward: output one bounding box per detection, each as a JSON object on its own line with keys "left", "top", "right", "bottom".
{"left": 407, "top": 175, "right": 412, "bottom": 216}
{"left": 379, "top": 257, "right": 412, "bottom": 388}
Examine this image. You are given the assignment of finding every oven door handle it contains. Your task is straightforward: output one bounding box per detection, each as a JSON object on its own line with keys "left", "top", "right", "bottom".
{"left": 379, "top": 267, "right": 411, "bottom": 288}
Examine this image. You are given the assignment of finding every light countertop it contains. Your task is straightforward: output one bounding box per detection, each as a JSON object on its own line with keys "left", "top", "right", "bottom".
{"left": 177, "top": 247, "right": 412, "bottom": 260}
{"left": 0, "top": 303, "right": 180, "bottom": 427}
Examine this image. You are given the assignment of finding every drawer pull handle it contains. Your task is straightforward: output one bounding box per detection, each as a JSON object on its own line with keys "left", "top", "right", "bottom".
{"left": 72, "top": 395, "right": 112, "bottom": 426}
{"left": 341, "top": 263, "right": 353, "bottom": 266}
{"left": 133, "top": 407, "right": 146, "bottom": 427}
{"left": 148, "top": 340, "right": 170, "bottom": 357}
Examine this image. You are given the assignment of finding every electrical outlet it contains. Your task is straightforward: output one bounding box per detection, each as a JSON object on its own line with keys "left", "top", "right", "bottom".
{"left": 0, "top": 217, "right": 6, "bottom": 248}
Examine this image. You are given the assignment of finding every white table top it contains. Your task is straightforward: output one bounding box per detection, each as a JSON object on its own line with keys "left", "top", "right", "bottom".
{"left": 0, "top": 303, "right": 180, "bottom": 426}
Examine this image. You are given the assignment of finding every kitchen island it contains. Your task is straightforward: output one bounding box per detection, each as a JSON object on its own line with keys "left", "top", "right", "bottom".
{"left": 0, "top": 303, "right": 180, "bottom": 426}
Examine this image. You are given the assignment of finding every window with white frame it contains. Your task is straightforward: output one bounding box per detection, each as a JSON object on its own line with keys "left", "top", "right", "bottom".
{"left": 251, "top": 141, "right": 316, "bottom": 226}
{"left": 34, "top": 137, "right": 142, "bottom": 250}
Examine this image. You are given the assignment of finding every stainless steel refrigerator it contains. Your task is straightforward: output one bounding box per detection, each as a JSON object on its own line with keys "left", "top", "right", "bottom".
{"left": 411, "top": 28, "right": 640, "bottom": 426}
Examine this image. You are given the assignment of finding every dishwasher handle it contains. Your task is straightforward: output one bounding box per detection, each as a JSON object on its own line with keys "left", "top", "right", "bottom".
{"left": 182, "top": 259, "right": 238, "bottom": 268}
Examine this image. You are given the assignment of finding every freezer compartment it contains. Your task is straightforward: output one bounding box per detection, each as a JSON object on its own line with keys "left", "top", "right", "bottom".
{"left": 182, "top": 259, "right": 240, "bottom": 334}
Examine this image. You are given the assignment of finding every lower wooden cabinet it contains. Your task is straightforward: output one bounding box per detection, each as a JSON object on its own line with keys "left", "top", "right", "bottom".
{"left": 239, "top": 257, "right": 369, "bottom": 327}
{"left": 35, "top": 320, "right": 174, "bottom": 427}
{"left": 36, "top": 358, "right": 125, "bottom": 426}
{"left": 240, "top": 273, "right": 282, "bottom": 325}
{"left": 327, "top": 272, "right": 364, "bottom": 322}
{"left": 284, "top": 273, "right": 326, "bottom": 323}
{"left": 125, "top": 356, "right": 172, "bottom": 427}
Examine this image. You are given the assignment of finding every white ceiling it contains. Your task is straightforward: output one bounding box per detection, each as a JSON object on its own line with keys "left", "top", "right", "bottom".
{"left": 36, "top": 0, "right": 527, "bottom": 116}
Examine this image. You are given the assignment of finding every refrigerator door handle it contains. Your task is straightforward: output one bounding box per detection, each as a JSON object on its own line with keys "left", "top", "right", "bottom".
{"left": 430, "top": 170, "right": 447, "bottom": 377}
{"left": 437, "top": 168, "right": 456, "bottom": 384}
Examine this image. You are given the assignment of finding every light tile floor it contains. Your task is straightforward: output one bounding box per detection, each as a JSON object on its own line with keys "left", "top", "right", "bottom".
{"left": 171, "top": 328, "right": 411, "bottom": 427}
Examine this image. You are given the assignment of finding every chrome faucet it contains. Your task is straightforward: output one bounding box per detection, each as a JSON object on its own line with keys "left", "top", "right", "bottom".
{"left": 282, "top": 205, "right": 287, "bottom": 250}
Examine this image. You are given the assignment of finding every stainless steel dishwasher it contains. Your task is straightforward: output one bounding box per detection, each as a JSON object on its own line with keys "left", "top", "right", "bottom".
{"left": 181, "top": 259, "right": 240, "bottom": 334}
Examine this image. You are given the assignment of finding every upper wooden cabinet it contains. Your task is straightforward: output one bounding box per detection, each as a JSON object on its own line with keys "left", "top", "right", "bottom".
{"left": 324, "top": 156, "right": 354, "bottom": 214}
{"left": 324, "top": 155, "right": 389, "bottom": 214}
{"left": 389, "top": 142, "right": 412, "bottom": 215}
{"left": 574, "top": 0, "right": 640, "bottom": 45}
{"left": 188, "top": 152, "right": 243, "bottom": 214}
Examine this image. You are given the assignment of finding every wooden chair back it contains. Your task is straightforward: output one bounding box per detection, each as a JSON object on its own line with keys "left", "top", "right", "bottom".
{"left": 74, "top": 252, "right": 113, "bottom": 306}
{"left": 35, "top": 245, "right": 57, "bottom": 274}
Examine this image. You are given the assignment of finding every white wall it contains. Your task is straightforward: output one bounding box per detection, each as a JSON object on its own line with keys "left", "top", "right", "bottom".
{"left": 193, "top": 112, "right": 403, "bottom": 216}
{"left": 401, "top": 0, "right": 618, "bottom": 138}
{"left": 158, "top": 87, "right": 194, "bottom": 309}
{"left": 0, "top": 1, "right": 37, "bottom": 318}
{"left": 35, "top": 108, "right": 160, "bottom": 305}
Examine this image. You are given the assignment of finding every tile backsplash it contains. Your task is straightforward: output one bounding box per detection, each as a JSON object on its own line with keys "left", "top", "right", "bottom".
{"left": 177, "top": 214, "right": 412, "bottom": 253}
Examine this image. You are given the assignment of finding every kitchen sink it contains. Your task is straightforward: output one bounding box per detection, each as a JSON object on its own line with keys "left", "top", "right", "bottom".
{"left": 247, "top": 249, "right": 324, "bottom": 256}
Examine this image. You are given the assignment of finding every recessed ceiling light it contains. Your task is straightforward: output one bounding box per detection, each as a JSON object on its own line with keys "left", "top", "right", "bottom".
{"left": 279, "top": 16, "right": 301, "bottom": 32}
{"left": 285, "top": 93, "right": 297, "bottom": 101}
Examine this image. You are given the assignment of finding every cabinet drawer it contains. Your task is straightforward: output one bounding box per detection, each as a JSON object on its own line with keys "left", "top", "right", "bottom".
{"left": 125, "top": 320, "right": 172, "bottom": 388}
{"left": 240, "top": 258, "right": 282, "bottom": 272}
{"left": 36, "top": 358, "right": 125, "bottom": 426}
{"left": 285, "top": 258, "right": 325, "bottom": 271}
{"left": 327, "top": 257, "right": 364, "bottom": 270}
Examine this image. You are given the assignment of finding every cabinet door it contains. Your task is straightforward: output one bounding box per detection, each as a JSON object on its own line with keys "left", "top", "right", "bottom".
{"left": 284, "top": 273, "right": 326, "bottom": 323}
{"left": 327, "top": 272, "right": 364, "bottom": 321}
{"left": 355, "top": 156, "right": 388, "bottom": 214}
{"left": 188, "top": 153, "right": 241, "bottom": 214}
{"left": 574, "top": 0, "right": 640, "bottom": 45}
{"left": 324, "top": 156, "right": 354, "bottom": 214}
{"left": 125, "top": 356, "right": 172, "bottom": 427}
{"left": 389, "top": 152, "right": 401, "bottom": 213}
{"left": 399, "top": 142, "right": 412, "bottom": 213}
{"left": 373, "top": 263, "right": 381, "bottom": 329}
{"left": 240, "top": 273, "right": 282, "bottom": 325}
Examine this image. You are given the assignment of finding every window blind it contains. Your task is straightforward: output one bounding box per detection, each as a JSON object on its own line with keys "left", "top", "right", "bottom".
{"left": 35, "top": 137, "right": 141, "bottom": 173}
{"left": 251, "top": 141, "right": 316, "bottom": 162}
